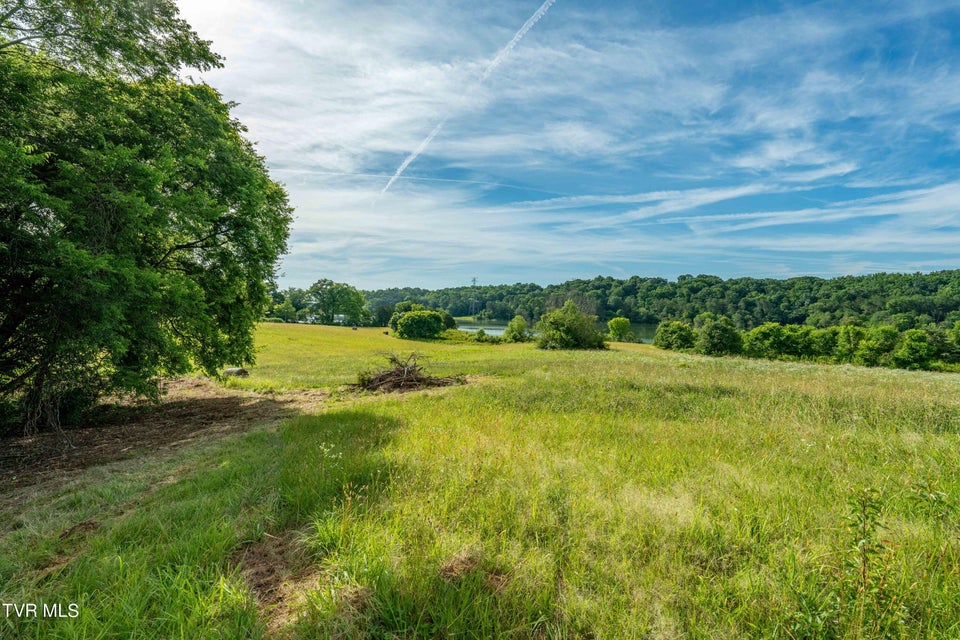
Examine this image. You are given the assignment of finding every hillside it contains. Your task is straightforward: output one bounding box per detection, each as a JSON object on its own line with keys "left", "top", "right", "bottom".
{"left": 1, "top": 324, "right": 958, "bottom": 637}
{"left": 362, "top": 270, "right": 960, "bottom": 328}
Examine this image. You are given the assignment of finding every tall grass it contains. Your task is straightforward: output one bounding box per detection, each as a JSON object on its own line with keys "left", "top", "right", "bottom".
{"left": 2, "top": 324, "right": 958, "bottom": 638}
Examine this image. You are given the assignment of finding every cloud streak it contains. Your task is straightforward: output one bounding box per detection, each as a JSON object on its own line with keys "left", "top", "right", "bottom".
{"left": 379, "top": 0, "right": 558, "bottom": 197}
{"left": 173, "top": 0, "right": 960, "bottom": 288}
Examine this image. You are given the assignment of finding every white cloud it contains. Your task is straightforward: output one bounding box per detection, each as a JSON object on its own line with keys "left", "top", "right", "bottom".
{"left": 173, "top": 0, "right": 960, "bottom": 288}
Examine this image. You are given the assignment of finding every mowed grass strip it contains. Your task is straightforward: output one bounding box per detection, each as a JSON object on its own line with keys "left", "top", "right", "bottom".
{"left": 2, "top": 323, "right": 959, "bottom": 638}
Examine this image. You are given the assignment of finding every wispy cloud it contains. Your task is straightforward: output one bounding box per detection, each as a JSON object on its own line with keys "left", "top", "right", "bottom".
{"left": 380, "top": 0, "right": 558, "bottom": 196}
{"left": 175, "top": 0, "right": 960, "bottom": 288}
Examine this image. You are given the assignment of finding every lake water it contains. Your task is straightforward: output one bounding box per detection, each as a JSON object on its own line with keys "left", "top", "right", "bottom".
{"left": 457, "top": 323, "right": 507, "bottom": 336}
{"left": 457, "top": 322, "right": 657, "bottom": 343}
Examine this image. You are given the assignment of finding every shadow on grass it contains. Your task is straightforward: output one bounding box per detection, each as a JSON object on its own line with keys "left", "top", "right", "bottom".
{"left": 273, "top": 411, "right": 565, "bottom": 639}
{"left": 275, "top": 410, "right": 402, "bottom": 527}
{"left": 231, "top": 409, "right": 407, "bottom": 635}
{"left": 0, "top": 384, "right": 300, "bottom": 492}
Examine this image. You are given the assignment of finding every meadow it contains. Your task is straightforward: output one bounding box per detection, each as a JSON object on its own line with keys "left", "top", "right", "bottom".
{"left": 2, "top": 323, "right": 959, "bottom": 638}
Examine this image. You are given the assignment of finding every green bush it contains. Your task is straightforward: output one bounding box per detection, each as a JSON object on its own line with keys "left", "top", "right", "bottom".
{"left": 395, "top": 310, "right": 445, "bottom": 340}
{"left": 695, "top": 316, "right": 742, "bottom": 356}
{"left": 474, "top": 328, "right": 502, "bottom": 344}
{"left": 743, "top": 322, "right": 786, "bottom": 358}
{"left": 810, "top": 326, "right": 840, "bottom": 358}
{"left": 503, "top": 315, "right": 531, "bottom": 343}
{"left": 945, "top": 321, "right": 960, "bottom": 363}
{"left": 653, "top": 321, "right": 696, "bottom": 350}
{"left": 438, "top": 310, "right": 457, "bottom": 330}
{"left": 388, "top": 302, "right": 453, "bottom": 334}
{"left": 535, "top": 301, "right": 606, "bottom": 350}
{"left": 781, "top": 324, "right": 815, "bottom": 358}
{"left": 388, "top": 301, "right": 426, "bottom": 331}
{"left": 890, "top": 329, "right": 937, "bottom": 370}
{"left": 607, "top": 317, "right": 632, "bottom": 342}
{"left": 834, "top": 325, "right": 867, "bottom": 363}
{"left": 853, "top": 326, "right": 899, "bottom": 367}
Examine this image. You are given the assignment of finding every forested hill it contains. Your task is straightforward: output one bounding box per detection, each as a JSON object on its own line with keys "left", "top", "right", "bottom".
{"left": 362, "top": 270, "right": 960, "bottom": 329}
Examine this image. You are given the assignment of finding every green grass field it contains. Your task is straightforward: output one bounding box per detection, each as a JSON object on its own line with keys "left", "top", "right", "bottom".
{"left": 2, "top": 323, "right": 959, "bottom": 638}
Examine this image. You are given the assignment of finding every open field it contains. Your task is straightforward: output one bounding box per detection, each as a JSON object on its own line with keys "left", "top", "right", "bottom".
{"left": 2, "top": 324, "right": 959, "bottom": 638}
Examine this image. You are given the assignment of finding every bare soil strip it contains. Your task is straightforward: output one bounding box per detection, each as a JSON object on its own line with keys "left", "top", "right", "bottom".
{"left": 0, "top": 378, "right": 325, "bottom": 496}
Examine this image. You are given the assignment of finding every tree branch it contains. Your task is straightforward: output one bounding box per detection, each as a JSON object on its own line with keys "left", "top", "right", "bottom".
{"left": 0, "top": 361, "right": 39, "bottom": 395}
{"left": 0, "top": 0, "right": 28, "bottom": 26}
{"left": 0, "top": 27, "right": 83, "bottom": 51}
{"left": 0, "top": 32, "right": 42, "bottom": 49}
{"left": 151, "top": 230, "right": 227, "bottom": 268}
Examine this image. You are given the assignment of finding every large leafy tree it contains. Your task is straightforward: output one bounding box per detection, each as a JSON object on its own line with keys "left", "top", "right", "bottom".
{"left": 307, "top": 279, "right": 370, "bottom": 326}
{"left": 0, "top": 3, "right": 292, "bottom": 432}
{"left": 0, "top": 0, "right": 220, "bottom": 76}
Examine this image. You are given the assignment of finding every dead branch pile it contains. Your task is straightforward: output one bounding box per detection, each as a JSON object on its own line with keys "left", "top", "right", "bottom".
{"left": 353, "top": 353, "right": 464, "bottom": 392}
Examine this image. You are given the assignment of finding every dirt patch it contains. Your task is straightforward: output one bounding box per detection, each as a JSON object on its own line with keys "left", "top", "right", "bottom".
{"left": 58, "top": 518, "right": 101, "bottom": 541}
{"left": 234, "top": 532, "right": 305, "bottom": 608}
{"left": 232, "top": 531, "right": 322, "bottom": 636}
{"left": 485, "top": 569, "right": 510, "bottom": 594}
{"left": 0, "top": 378, "right": 324, "bottom": 495}
{"left": 33, "top": 554, "right": 75, "bottom": 583}
{"left": 440, "top": 548, "right": 511, "bottom": 594}
{"left": 440, "top": 548, "right": 482, "bottom": 581}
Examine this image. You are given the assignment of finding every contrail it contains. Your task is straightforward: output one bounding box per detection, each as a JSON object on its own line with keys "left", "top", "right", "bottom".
{"left": 379, "top": 0, "right": 557, "bottom": 198}
{"left": 380, "top": 117, "right": 449, "bottom": 196}
{"left": 479, "top": 0, "right": 556, "bottom": 83}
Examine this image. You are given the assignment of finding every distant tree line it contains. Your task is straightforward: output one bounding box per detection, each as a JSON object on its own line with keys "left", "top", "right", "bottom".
{"left": 654, "top": 314, "right": 960, "bottom": 371}
{"left": 266, "top": 270, "right": 960, "bottom": 342}
{"left": 361, "top": 271, "right": 960, "bottom": 330}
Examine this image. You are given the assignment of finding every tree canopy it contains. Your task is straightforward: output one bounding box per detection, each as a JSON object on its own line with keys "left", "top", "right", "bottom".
{"left": 363, "top": 270, "right": 960, "bottom": 331}
{"left": 306, "top": 279, "right": 370, "bottom": 325}
{"left": 0, "top": 2, "right": 291, "bottom": 432}
{"left": 0, "top": 0, "right": 221, "bottom": 77}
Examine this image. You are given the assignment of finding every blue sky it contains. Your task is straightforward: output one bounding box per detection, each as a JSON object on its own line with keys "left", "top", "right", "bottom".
{"left": 175, "top": 0, "right": 960, "bottom": 290}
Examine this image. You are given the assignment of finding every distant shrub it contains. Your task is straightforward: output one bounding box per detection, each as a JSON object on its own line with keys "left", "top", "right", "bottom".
{"left": 853, "top": 326, "right": 899, "bottom": 367}
{"left": 388, "top": 301, "right": 426, "bottom": 331}
{"left": 653, "top": 321, "right": 696, "bottom": 350}
{"left": 692, "top": 312, "right": 717, "bottom": 328}
{"left": 503, "top": 315, "right": 531, "bottom": 343}
{"left": 261, "top": 317, "right": 286, "bottom": 323}
{"left": 695, "top": 316, "right": 742, "bottom": 356}
{"left": 694, "top": 318, "right": 955, "bottom": 372}
{"left": 945, "top": 321, "right": 960, "bottom": 364}
{"left": 743, "top": 322, "right": 786, "bottom": 358}
{"left": 834, "top": 325, "right": 867, "bottom": 363}
{"left": 395, "top": 310, "right": 445, "bottom": 340}
{"left": 607, "top": 317, "right": 632, "bottom": 342}
{"left": 535, "top": 301, "right": 606, "bottom": 350}
{"left": 474, "top": 328, "right": 502, "bottom": 344}
{"left": 438, "top": 310, "right": 457, "bottom": 330}
{"left": 890, "top": 329, "right": 937, "bottom": 370}
{"left": 810, "top": 326, "right": 840, "bottom": 358}
{"left": 781, "top": 324, "right": 815, "bottom": 358}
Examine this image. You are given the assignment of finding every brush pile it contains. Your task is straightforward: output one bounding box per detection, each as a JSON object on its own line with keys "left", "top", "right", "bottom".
{"left": 354, "top": 353, "right": 464, "bottom": 392}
